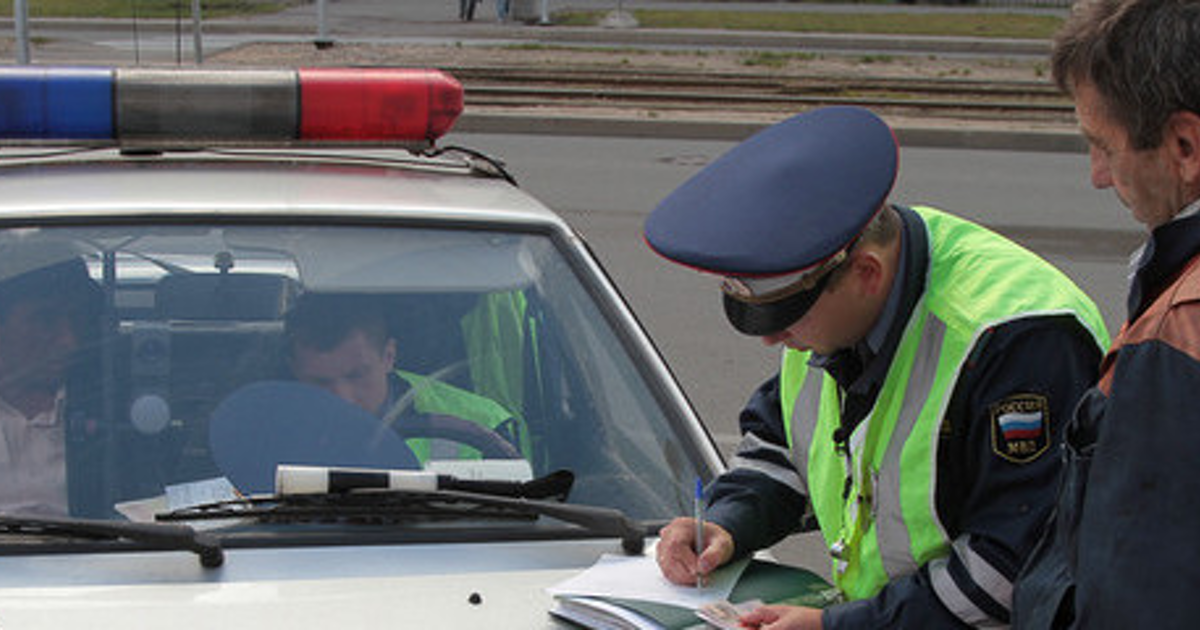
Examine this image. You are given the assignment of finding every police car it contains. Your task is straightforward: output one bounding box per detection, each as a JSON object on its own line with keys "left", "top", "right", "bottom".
{"left": 0, "top": 67, "right": 722, "bottom": 628}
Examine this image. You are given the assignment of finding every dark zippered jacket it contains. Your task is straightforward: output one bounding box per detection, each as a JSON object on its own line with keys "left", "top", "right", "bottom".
{"left": 1015, "top": 212, "right": 1200, "bottom": 629}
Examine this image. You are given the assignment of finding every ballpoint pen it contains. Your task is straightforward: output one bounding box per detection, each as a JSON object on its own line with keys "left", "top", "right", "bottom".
{"left": 694, "top": 477, "right": 706, "bottom": 589}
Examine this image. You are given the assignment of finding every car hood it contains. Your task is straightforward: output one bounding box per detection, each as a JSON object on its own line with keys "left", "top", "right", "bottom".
{"left": 0, "top": 538, "right": 633, "bottom": 629}
{"left": 0, "top": 570, "right": 574, "bottom": 629}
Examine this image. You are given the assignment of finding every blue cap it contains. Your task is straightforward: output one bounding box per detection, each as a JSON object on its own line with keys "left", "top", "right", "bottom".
{"left": 644, "top": 106, "right": 898, "bottom": 335}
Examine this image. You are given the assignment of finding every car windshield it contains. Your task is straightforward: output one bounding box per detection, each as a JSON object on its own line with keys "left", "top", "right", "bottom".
{"left": 0, "top": 222, "right": 705, "bottom": 542}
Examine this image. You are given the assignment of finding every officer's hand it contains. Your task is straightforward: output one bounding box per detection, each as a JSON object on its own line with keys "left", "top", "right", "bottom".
{"left": 738, "top": 604, "right": 823, "bottom": 630}
{"left": 655, "top": 517, "right": 734, "bottom": 586}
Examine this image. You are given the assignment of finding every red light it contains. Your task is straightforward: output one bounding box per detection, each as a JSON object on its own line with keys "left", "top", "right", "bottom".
{"left": 298, "top": 68, "right": 464, "bottom": 142}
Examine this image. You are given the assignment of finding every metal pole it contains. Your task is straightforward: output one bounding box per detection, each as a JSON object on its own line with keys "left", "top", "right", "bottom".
{"left": 192, "top": 0, "right": 203, "bottom": 64}
{"left": 131, "top": 0, "right": 141, "bottom": 66}
{"left": 14, "top": 0, "right": 30, "bottom": 65}
{"left": 174, "top": 1, "right": 182, "bottom": 65}
{"left": 315, "top": 0, "right": 333, "bottom": 48}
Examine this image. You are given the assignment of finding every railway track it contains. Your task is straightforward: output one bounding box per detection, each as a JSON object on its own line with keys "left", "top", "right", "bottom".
{"left": 449, "top": 66, "right": 1074, "bottom": 124}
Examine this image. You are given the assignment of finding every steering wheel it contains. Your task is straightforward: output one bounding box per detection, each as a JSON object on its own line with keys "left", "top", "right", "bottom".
{"left": 393, "top": 414, "right": 522, "bottom": 460}
{"left": 375, "top": 361, "right": 521, "bottom": 460}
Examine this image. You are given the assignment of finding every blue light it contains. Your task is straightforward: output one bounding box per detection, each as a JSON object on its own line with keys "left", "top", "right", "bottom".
{"left": 0, "top": 67, "right": 113, "bottom": 139}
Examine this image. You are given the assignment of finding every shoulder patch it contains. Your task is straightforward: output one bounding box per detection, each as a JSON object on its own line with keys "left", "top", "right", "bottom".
{"left": 990, "top": 393, "right": 1050, "bottom": 464}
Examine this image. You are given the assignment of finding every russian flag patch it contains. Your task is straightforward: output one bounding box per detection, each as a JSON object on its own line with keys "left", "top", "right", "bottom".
{"left": 990, "top": 394, "right": 1050, "bottom": 463}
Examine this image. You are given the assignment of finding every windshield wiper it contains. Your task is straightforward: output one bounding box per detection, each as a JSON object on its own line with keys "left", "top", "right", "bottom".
{"left": 158, "top": 489, "right": 647, "bottom": 555}
{"left": 0, "top": 514, "right": 224, "bottom": 568}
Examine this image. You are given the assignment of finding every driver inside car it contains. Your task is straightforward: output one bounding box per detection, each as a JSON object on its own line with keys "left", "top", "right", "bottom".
{"left": 284, "top": 294, "right": 527, "bottom": 464}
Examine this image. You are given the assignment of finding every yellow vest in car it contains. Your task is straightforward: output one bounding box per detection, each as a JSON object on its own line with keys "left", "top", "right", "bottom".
{"left": 395, "top": 369, "right": 525, "bottom": 463}
{"left": 779, "top": 206, "right": 1108, "bottom": 600}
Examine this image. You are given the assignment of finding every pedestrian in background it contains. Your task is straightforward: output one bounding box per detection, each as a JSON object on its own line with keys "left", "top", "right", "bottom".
{"left": 1014, "top": 0, "right": 1200, "bottom": 627}
{"left": 459, "top": 0, "right": 478, "bottom": 22}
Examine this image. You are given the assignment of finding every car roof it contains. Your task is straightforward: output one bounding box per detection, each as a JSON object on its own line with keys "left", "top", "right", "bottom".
{"left": 0, "top": 148, "right": 569, "bottom": 230}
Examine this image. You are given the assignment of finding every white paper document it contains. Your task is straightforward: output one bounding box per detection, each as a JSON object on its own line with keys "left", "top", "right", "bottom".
{"left": 116, "top": 477, "right": 246, "bottom": 530}
{"left": 546, "top": 549, "right": 751, "bottom": 610}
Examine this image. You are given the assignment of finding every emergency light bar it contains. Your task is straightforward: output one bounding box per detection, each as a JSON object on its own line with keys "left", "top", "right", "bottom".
{"left": 0, "top": 66, "right": 464, "bottom": 146}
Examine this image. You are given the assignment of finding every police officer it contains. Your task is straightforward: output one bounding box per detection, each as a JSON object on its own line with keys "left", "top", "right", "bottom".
{"left": 647, "top": 107, "right": 1109, "bottom": 629}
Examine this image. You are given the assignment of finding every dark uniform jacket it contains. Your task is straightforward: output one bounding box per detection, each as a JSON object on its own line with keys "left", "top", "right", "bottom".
{"left": 706, "top": 207, "right": 1103, "bottom": 629}
{"left": 1014, "top": 211, "right": 1200, "bottom": 629}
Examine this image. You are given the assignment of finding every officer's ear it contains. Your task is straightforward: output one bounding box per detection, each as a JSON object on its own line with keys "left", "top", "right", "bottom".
{"left": 845, "top": 250, "right": 887, "bottom": 298}
{"left": 1166, "top": 110, "right": 1200, "bottom": 186}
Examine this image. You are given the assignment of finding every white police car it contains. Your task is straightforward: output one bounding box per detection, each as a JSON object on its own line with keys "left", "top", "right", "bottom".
{"left": 0, "top": 67, "right": 722, "bottom": 628}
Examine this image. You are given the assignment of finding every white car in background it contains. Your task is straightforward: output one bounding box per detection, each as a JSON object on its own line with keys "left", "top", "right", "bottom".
{"left": 0, "top": 66, "right": 722, "bottom": 628}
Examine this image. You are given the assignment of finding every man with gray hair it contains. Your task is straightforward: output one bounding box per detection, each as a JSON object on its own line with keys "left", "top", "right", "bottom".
{"left": 1014, "top": 0, "right": 1200, "bottom": 627}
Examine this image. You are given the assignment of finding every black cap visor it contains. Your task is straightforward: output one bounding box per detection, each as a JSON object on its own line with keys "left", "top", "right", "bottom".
{"left": 722, "top": 270, "right": 832, "bottom": 336}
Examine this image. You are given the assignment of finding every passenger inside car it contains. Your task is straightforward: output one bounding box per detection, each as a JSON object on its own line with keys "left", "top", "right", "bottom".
{"left": 283, "top": 294, "right": 526, "bottom": 464}
{"left": 0, "top": 242, "right": 101, "bottom": 516}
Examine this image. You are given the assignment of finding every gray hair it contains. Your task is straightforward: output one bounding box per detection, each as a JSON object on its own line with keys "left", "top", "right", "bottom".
{"left": 1051, "top": 0, "right": 1200, "bottom": 150}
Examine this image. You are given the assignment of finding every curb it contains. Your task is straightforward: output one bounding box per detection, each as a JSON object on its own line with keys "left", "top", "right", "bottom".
{"left": 456, "top": 112, "right": 1085, "bottom": 152}
{"left": 498, "top": 28, "right": 1051, "bottom": 57}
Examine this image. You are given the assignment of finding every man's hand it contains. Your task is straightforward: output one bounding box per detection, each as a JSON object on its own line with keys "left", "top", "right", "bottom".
{"left": 655, "top": 516, "right": 734, "bottom": 585}
{"left": 738, "top": 604, "right": 824, "bottom": 630}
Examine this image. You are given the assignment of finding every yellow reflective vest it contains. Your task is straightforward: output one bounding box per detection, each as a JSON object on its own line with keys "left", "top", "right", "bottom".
{"left": 395, "top": 368, "right": 526, "bottom": 463}
{"left": 779, "top": 206, "right": 1109, "bottom": 600}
